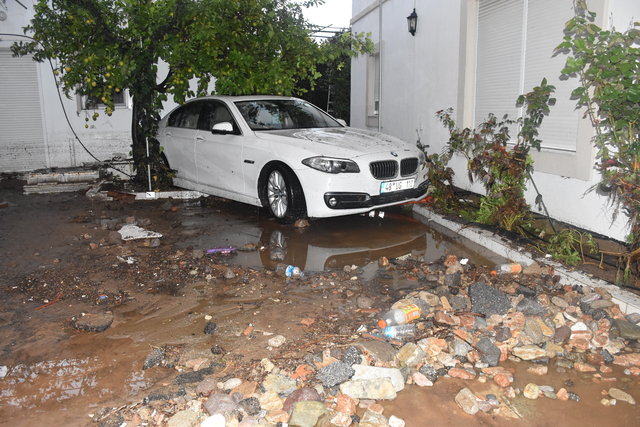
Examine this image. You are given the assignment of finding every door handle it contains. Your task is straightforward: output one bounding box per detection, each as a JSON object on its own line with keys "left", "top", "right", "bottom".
{"left": 195, "top": 136, "right": 205, "bottom": 141}
{"left": 165, "top": 132, "right": 172, "bottom": 136}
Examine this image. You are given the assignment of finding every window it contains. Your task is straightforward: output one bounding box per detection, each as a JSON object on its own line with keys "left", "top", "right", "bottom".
{"left": 199, "top": 101, "right": 241, "bottom": 134}
{"left": 167, "top": 101, "right": 202, "bottom": 129}
{"left": 366, "top": 50, "right": 380, "bottom": 127}
{"left": 79, "top": 90, "right": 127, "bottom": 110}
{"left": 475, "top": 0, "right": 581, "bottom": 153}
{"left": 234, "top": 99, "right": 340, "bottom": 131}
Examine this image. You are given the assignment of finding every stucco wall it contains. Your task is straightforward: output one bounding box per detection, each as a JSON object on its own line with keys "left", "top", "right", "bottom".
{"left": 351, "top": 0, "right": 638, "bottom": 242}
{"left": 0, "top": 1, "right": 195, "bottom": 172}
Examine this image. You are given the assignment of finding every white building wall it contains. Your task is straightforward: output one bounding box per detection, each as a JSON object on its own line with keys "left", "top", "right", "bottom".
{"left": 0, "top": 1, "right": 191, "bottom": 173}
{"left": 351, "top": 0, "right": 638, "bottom": 242}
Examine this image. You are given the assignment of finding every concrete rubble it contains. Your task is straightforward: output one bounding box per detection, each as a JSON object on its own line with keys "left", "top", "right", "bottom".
{"left": 90, "top": 254, "right": 640, "bottom": 426}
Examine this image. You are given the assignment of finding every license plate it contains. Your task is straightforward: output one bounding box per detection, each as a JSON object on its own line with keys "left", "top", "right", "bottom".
{"left": 380, "top": 178, "right": 415, "bottom": 193}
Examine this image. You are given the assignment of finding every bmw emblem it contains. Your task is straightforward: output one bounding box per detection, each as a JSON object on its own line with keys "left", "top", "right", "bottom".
{"left": 390, "top": 151, "right": 398, "bottom": 157}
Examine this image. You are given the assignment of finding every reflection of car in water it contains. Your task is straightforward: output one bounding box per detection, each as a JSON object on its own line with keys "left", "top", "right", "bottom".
{"left": 259, "top": 211, "right": 429, "bottom": 272}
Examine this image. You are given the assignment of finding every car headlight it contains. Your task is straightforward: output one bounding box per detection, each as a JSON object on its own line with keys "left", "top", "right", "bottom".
{"left": 302, "top": 157, "right": 360, "bottom": 174}
{"left": 418, "top": 151, "right": 426, "bottom": 165}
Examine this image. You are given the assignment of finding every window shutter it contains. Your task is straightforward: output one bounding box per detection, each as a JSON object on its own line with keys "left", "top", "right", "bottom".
{"left": 475, "top": 0, "right": 525, "bottom": 125}
{"left": 524, "top": 0, "right": 579, "bottom": 151}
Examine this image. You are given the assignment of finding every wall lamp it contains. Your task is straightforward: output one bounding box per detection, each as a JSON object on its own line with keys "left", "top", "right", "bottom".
{"left": 407, "top": 8, "right": 418, "bottom": 36}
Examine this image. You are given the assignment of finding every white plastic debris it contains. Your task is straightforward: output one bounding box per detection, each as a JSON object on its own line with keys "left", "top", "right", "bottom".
{"left": 0, "top": 366, "right": 8, "bottom": 378}
{"left": 460, "top": 258, "right": 469, "bottom": 265}
{"left": 117, "top": 224, "right": 162, "bottom": 241}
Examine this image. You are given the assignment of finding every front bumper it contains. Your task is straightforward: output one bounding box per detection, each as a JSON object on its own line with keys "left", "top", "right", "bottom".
{"left": 323, "top": 179, "right": 430, "bottom": 209}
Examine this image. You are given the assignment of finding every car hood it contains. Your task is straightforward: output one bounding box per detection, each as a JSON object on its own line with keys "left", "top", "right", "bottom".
{"left": 257, "top": 127, "right": 414, "bottom": 157}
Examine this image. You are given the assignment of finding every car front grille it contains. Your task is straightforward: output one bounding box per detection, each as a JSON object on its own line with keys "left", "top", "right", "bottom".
{"left": 401, "top": 158, "right": 418, "bottom": 176}
{"left": 369, "top": 160, "right": 398, "bottom": 179}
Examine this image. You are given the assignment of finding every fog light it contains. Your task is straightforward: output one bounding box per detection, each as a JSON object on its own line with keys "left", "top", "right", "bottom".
{"left": 328, "top": 197, "right": 338, "bottom": 207}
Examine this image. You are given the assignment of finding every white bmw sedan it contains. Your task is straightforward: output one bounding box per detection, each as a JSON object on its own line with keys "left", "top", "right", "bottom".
{"left": 157, "top": 96, "right": 429, "bottom": 222}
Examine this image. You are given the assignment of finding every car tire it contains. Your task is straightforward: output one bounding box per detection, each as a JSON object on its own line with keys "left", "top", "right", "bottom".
{"left": 265, "top": 166, "right": 306, "bottom": 223}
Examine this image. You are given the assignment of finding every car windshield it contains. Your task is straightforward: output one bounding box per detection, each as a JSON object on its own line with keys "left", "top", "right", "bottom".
{"left": 234, "top": 99, "right": 342, "bottom": 131}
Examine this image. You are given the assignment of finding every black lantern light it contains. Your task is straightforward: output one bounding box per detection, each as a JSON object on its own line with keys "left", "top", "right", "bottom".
{"left": 407, "top": 8, "right": 418, "bottom": 36}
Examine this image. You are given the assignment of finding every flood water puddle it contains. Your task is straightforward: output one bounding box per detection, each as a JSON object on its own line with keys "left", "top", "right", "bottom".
{"left": 175, "top": 201, "right": 504, "bottom": 273}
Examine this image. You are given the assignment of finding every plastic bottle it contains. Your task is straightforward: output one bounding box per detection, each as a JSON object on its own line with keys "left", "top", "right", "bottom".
{"left": 275, "top": 263, "right": 304, "bottom": 279}
{"left": 382, "top": 324, "right": 416, "bottom": 340}
{"left": 490, "top": 263, "right": 522, "bottom": 276}
{"left": 378, "top": 298, "right": 425, "bottom": 328}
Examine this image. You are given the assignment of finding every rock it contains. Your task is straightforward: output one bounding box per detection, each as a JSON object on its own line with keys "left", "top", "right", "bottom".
{"left": 551, "top": 296, "right": 569, "bottom": 309}
{"left": 476, "top": 337, "right": 500, "bottom": 367}
{"left": 395, "top": 343, "right": 427, "bottom": 368}
{"left": 353, "top": 340, "right": 398, "bottom": 363}
{"left": 469, "top": 282, "right": 511, "bottom": 316}
{"left": 455, "top": 388, "right": 479, "bottom": 415}
{"left": 317, "top": 361, "right": 354, "bottom": 388}
{"left": 527, "top": 365, "right": 548, "bottom": 376}
{"left": 224, "top": 269, "right": 236, "bottom": 279}
{"left": 523, "top": 383, "right": 540, "bottom": 399}
{"left": 175, "top": 368, "right": 215, "bottom": 385}
{"left": 418, "top": 363, "right": 439, "bottom": 383}
{"left": 612, "top": 319, "right": 640, "bottom": 340}
{"left": 352, "top": 364, "right": 405, "bottom": 392}
{"left": 339, "top": 378, "right": 397, "bottom": 400}
{"left": 196, "top": 378, "right": 219, "bottom": 396}
{"left": 334, "top": 393, "right": 358, "bottom": 415}
{"left": 268, "top": 335, "right": 286, "bottom": 347}
{"left": 412, "top": 372, "right": 434, "bottom": 387}
{"left": 72, "top": 312, "right": 114, "bottom": 332}
{"left": 574, "top": 362, "right": 596, "bottom": 373}
{"left": 517, "top": 298, "right": 547, "bottom": 316}
{"left": 201, "top": 414, "right": 226, "bottom": 427}
{"left": 512, "top": 345, "right": 547, "bottom": 361}
{"left": 451, "top": 338, "right": 473, "bottom": 357}
{"left": 608, "top": 388, "right": 636, "bottom": 405}
{"left": 294, "top": 219, "right": 310, "bottom": 228}
{"left": 167, "top": 409, "right": 200, "bottom": 427}
{"left": 448, "top": 368, "right": 476, "bottom": 380}
{"left": 378, "top": 256, "right": 390, "bottom": 267}
{"left": 613, "top": 353, "right": 640, "bottom": 367}
{"left": 341, "top": 346, "right": 362, "bottom": 366}
{"left": 389, "top": 415, "right": 405, "bottom": 427}
{"left": 222, "top": 378, "right": 242, "bottom": 390}
{"left": 204, "top": 394, "right": 239, "bottom": 417}
{"left": 262, "top": 373, "right": 297, "bottom": 395}
{"left": 524, "top": 318, "right": 545, "bottom": 344}
{"left": 554, "top": 325, "right": 571, "bottom": 343}
{"left": 493, "top": 373, "right": 513, "bottom": 387}
{"left": 283, "top": 387, "right": 323, "bottom": 412}
{"left": 204, "top": 321, "right": 217, "bottom": 334}
{"left": 494, "top": 326, "right": 512, "bottom": 342}
{"left": 258, "top": 391, "right": 284, "bottom": 411}
{"left": 288, "top": 401, "right": 327, "bottom": 427}
{"left": 360, "top": 409, "right": 389, "bottom": 426}
{"left": 239, "top": 397, "right": 261, "bottom": 416}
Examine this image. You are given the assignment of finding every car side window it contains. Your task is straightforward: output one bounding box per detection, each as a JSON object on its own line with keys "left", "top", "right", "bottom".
{"left": 199, "top": 101, "right": 240, "bottom": 134}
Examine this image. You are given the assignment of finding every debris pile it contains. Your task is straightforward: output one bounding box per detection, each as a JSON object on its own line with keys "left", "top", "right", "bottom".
{"left": 92, "top": 255, "right": 640, "bottom": 426}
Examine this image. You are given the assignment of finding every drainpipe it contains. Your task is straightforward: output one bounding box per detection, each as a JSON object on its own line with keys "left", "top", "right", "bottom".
{"left": 378, "top": 0, "right": 383, "bottom": 133}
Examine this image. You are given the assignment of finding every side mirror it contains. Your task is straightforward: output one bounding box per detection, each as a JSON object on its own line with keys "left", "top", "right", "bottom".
{"left": 336, "top": 119, "right": 347, "bottom": 127}
{"left": 211, "top": 122, "right": 234, "bottom": 134}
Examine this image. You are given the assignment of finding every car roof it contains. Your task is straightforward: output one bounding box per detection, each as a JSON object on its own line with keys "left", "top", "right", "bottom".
{"left": 188, "top": 95, "right": 299, "bottom": 103}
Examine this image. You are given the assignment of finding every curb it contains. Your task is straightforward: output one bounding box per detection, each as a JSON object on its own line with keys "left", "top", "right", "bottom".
{"left": 413, "top": 205, "right": 640, "bottom": 315}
